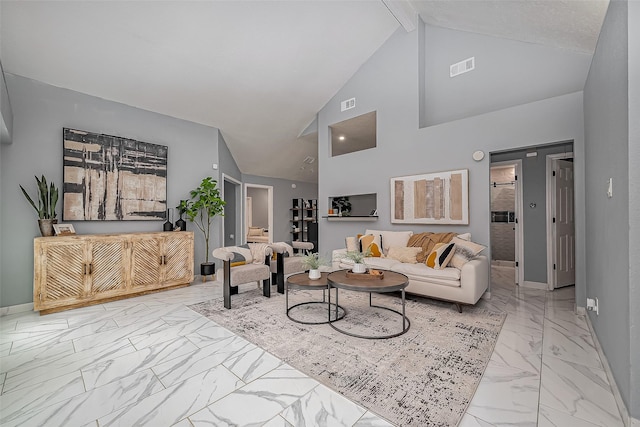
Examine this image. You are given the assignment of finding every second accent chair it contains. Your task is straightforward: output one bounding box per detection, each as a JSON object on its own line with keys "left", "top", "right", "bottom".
{"left": 212, "top": 244, "right": 272, "bottom": 309}
{"left": 270, "top": 241, "right": 315, "bottom": 293}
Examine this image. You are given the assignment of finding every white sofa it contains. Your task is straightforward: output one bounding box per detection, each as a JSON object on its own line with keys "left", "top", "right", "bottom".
{"left": 332, "top": 231, "right": 489, "bottom": 312}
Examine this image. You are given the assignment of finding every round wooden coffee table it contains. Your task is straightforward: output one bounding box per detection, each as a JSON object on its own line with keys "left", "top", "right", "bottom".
{"left": 286, "top": 272, "right": 346, "bottom": 324}
{"left": 327, "top": 269, "right": 410, "bottom": 339}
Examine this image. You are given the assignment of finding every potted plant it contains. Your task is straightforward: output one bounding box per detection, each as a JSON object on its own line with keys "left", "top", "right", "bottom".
{"left": 301, "top": 252, "right": 328, "bottom": 280}
{"left": 344, "top": 248, "right": 371, "bottom": 273}
{"left": 20, "top": 175, "right": 59, "bottom": 237}
{"left": 183, "top": 177, "right": 226, "bottom": 277}
{"left": 331, "top": 196, "right": 352, "bottom": 217}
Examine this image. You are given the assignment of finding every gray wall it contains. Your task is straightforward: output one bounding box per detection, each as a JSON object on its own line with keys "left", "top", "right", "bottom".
{"left": 0, "top": 60, "right": 12, "bottom": 144}
{"left": 584, "top": 0, "right": 637, "bottom": 417}
{"left": 629, "top": 0, "right": 640, "bottom": 417}
{"left": 242, "top": 174, "right": 317, "bottom": 246}
{"left": 247, "top": 187, "right": 269, "bottom": 229}
{"left": 0, "top": 74, "right": 221, "bottom": 307}
{"left": 317, "top": 26, "right": 586, "bottom": 301}
{"left": 492, "top": 142, "right": 573, "bottom": 283}
{"left": 0, "top": 62, "right": 9, "bottom": 307}
{"left": 422, "top": 23, "right": 592, "bottom": 126}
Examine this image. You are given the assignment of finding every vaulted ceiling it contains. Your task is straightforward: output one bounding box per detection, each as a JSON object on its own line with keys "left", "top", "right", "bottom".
{"left": 0, "top": 1, "right": 608, "bottom": 183}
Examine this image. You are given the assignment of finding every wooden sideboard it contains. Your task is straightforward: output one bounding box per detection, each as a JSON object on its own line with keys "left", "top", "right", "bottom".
{"left": 34, "top": 231, "right": 194, "bottom": 314}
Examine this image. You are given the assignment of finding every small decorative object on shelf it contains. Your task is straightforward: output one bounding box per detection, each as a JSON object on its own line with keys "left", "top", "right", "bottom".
{"left": 53, "top": 223, "right": 76, "bottom": 236}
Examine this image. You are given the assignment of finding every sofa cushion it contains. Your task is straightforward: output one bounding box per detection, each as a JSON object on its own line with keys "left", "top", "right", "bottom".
{"left": 426, "top": 242, "right": 456, "bottom": 269}
{"left": 407, "top": 232, "right": 457, "bottom": 263}
{"left": 387, "top": 246, "right": 421, "bottom": 264}
{"left": 393, "top": 262, "right": 461, "bottom": 283}
{"left": 339, "top": 256, "right": 400, "bottom": 271}
{"left": 449, "top": 237, "right": 486, "bottom": 269}
{"left": 365, "top": 229, "right": 413, "bottom": 254}
{"left": 358, "top": 234, "right": 382, "bottom": 257}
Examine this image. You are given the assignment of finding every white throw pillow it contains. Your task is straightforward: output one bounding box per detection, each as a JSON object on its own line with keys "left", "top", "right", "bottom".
{"left": 365, "top": 229, "right": 413, "bottom": 254}
{"left": 449, "top": 237, "right": 485, "bottom": 269}
{"left": 387, "top": 246, "right": 422, "bottom": 264}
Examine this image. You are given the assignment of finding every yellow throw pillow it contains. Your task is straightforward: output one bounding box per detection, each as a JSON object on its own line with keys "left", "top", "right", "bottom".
{"left": 387, "top": 246, "right": 422, "bottom": 263}
{"left": 358, "top": 234, "right": 382, "bottom": 257}
{"left": 426, "top": 242, "right": 456, "bottom": 269}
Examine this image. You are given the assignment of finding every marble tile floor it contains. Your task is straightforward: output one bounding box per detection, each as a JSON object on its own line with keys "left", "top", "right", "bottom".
{"left": 0, "top": 271, "right": 624, "bottom": 427}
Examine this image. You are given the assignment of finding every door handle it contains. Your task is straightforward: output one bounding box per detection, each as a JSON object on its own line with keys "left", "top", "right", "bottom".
{"left": 88, "top": 263, "right": 93, "bottom": 275}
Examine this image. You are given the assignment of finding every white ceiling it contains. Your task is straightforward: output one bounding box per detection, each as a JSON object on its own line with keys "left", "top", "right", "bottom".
{"left": 0, "top": 1, "right": 608, "bottom": 183}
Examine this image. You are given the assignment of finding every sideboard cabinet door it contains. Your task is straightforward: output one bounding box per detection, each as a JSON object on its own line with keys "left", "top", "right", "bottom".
{"left": 88, "top": 237, "right": 128, "bottom": 298}
{"left": 161, "top": 233, "right": 194, "bottom": 286}
{"left": 130, "top": 235, "right": 162, "bottom": 289}
{"left": 34, "top": 239, "right": 87, "bottom": 312}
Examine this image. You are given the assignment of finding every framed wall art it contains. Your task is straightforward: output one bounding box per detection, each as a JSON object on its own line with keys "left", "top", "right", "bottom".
{"left": 63, "top": 128, "right": 167, "bottom": 221}
{"left": 390, "top": 169, "right": 469, "bottom": 224}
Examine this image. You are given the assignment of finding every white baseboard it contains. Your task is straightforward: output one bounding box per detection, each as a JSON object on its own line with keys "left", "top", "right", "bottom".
{"left": 576, "top": 306, "right": 586, "bottom": 315}
{"left": 521, "top": 280, "right": 547, "bottom": 290}
{"left": 584, "top": 313, "right": 638, "bottom": 426}
{"left": 481, "top": 291, "right": 491, "bottom": 300}
{"left": 0, "top": 302, "right": 34, "bottom": 317}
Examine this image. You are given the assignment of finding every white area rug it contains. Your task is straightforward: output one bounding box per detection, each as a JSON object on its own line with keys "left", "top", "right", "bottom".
{"left": 189, "top": 287, "right": 505, "bottom": 426}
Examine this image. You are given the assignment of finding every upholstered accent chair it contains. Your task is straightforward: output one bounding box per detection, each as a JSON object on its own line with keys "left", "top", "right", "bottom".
{"left": 212, "top": 245, "right": 273, "bottom": 309}
{"left": 269, "top": 241, "right": 315, "bottom": 294}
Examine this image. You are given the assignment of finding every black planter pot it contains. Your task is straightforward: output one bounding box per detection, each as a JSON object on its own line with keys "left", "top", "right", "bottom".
{"left": 175, "top": 218, "right": 186, "bottom": 231}
{"left": 201, "top": 262, "right": 215, "bottom": 282}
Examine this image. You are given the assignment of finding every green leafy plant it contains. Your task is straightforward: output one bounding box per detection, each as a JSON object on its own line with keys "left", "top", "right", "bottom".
{"left": 301, "top": 252, "right": 328, "bottom": 270}
{"left": 331, "top": 196, "right": 352, "bottom": 216}
{"left": 344, "top": 248, "right": 371, "bottom": 264}
{"left": 20, "top": 175, "right": 59, "bottom": 219}
{"left": 183, "top": 177, "right": 226, "bottom": 263}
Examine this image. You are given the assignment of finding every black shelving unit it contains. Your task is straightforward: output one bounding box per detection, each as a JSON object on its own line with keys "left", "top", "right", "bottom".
{"left": 291, "top": 198, "right": 318, "bottom": 253}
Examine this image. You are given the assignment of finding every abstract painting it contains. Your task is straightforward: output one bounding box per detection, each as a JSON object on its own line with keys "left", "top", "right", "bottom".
{"left": 63, "top": 128, "right": 167, "bottom": 221}
{"left": 390, "top": 169, "right": 468, "bottom": 224}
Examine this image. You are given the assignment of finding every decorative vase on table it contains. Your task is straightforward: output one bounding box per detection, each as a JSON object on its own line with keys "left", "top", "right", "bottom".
{"left": 175, "top": 213, "right": 186, "bottom": 231}
{"left": 352, "top": 263, "right": 366, "bottom": 274}
{"left": 308, "top": 269, "right": 321, "bottom": 280}
{"left": 38, "top": 218, "right": 58, "bottom": 237}
{"left": 163, "top": 208, "right": 173, "bottom": 231}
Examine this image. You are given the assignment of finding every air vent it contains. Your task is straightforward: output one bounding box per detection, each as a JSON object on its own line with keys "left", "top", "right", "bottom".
{"left": 450, "top": 57, "right": 475, "bottom": 78}
{"left": 303, "top": 156, "right": 315, "bottom": 164}
{"left": 340, "top": 98, "right": 356, "bottom": 112}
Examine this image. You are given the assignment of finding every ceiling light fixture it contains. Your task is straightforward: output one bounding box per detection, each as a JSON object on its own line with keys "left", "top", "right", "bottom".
{"left": 339, "top": 136, "right": 345, "bottom": 141}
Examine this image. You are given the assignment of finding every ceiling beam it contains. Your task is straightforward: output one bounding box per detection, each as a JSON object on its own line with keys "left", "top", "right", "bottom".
{"left": 381, "top": 0, "right": 417, "bottom": 32}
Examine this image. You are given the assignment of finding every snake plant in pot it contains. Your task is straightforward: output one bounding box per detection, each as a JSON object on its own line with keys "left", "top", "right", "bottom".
{"left": 183, "top": 177, "right": 226, "bottom": 277}
{"left": 20, "top": 175, "right": 59, "bottom": 237}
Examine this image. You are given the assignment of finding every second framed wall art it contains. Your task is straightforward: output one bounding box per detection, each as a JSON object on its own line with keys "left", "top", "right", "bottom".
{"left": 390, "top": 169, "right": 469, "bottom": 225}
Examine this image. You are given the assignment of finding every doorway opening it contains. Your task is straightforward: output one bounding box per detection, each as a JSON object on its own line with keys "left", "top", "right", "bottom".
{"left": 244, "top": 184, "right": 273, "bottom": 244}
{"left": 490, "top": 160, "right": 524, "bottom": 288}
{"left": 222, "top": 174, "right": 242, "bottom": 248}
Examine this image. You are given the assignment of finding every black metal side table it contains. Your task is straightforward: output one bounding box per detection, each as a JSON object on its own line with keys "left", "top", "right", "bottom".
{"left": 286, "top": 272, "right": 345, "bottom": 324}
